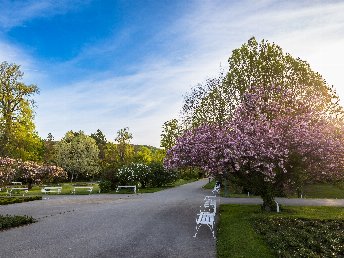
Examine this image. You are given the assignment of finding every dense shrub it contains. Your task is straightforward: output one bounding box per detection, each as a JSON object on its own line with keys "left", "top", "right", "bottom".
{"left": 99, "top": 180, "right": 112, "bottom": 193}
{"left": 0, "top": 214, "right": 36, "bottom": 230}
{"left": 0, "top": 196, "right": 42, "bottom": 205}
{"left": 149, "top": 162, "right": 178, "bottom": 187}
{"left": 253, "top": 217, "right": 344, "bottom": 257}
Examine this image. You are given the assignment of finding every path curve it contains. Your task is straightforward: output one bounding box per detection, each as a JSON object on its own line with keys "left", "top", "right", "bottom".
{"left": 0, "top": 179, "right": 216, "bottom": 258}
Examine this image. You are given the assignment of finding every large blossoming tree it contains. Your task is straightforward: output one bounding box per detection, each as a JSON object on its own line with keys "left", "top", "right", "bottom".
{"left": 165, "top": 85, "right": 344, "bottom": 211}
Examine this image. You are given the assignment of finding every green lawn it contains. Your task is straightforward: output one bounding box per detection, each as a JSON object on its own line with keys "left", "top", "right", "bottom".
{"left": 204, "top": 180, "right": 344, "bottom": 199}
{"left": 217, "top": 205, "right": 344, "bottom": 258}
{"left": 298, "top": 182, "right": 344, "bottom": 199}
{"left": 0, "top": 182, "right": 100, "bottom": 196}
{"left": 1, "top": 178, "right": 198, "bottom": 196}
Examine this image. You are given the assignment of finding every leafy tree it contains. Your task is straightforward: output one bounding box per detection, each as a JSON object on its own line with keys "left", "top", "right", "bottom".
{"left": 54, "top": 131, "right": 100, "bottom": 182}
{"left": 0, "top": 61, "right": 42, "bottom": 160}
{"left": 160, "top": 119, "right": 182, "bottom": 150}
{"left": 43, "top": 133, "right": 55, "bottom": 164}
{"left": 115, "top": 127, "right": 134, "bottom": 165}
{"left": 134, "top": 146, "right": 153, "bottom": 164}
{"left": 181, "top": 38, "right": 343, "bottom": 129}
{"left": 151, "top": 148, "right": 165, "bottom": 163}
{"left": 90, "top": 129, "right": 107, "bottom": 160}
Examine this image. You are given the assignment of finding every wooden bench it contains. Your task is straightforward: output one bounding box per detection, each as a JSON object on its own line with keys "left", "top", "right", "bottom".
{"left": 72, "top": 186, "right": 93, "bottom": 194}
{"left": 8, "top": 187, "right": 29, "bottom": 196}
{"left": 193, "top": 211, "right": 216, "bottom": 239}
{"left": 116, "top": 185, "right": 137, "bottom": 194}
{"left": 41, "top": 187, "right": 62, "bottom": 194}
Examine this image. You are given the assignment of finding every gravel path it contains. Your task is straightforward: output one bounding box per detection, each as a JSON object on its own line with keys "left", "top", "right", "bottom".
{"left": 0, "top": 179, "right": 216, "bottom": 258}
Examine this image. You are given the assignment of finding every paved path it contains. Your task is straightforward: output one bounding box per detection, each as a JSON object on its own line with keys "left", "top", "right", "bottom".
{"left": 1, "top": 180, "right": 343, "bottom": 258}
{"left": 0, "top": 180, "right": 216, "bottom": 258}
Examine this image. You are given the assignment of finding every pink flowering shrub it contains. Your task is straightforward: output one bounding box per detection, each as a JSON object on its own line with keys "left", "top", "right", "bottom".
{"left": 0, "top": 157, "right": 67, "bottom": 188}
{"left": 0, "top": 157, "right": 18, "bottom": 186}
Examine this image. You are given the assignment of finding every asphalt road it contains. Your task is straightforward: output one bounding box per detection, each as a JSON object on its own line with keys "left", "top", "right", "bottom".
{"left": 1, "top": 180, "right": 343, "bottom": 258}
{"left": 0, "top": 179, "right": 216, "bottom": 258}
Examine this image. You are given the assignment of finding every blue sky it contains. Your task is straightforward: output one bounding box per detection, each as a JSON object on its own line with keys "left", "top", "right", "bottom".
{"left": 1, "top": 0, "right": 344, "bottom": 147}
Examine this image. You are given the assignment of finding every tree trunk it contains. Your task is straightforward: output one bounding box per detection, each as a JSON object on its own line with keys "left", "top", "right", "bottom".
{"left": 261, "top": 193, "right": 277, "bottom": 212}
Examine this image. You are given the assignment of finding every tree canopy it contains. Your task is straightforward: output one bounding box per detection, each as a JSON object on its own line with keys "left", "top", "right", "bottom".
{"left": 181, "top": 37, "right": 343, "bottom": 130}
{"left": 54, "top": 131, "right": 100, "bottom": 181}
{"left": 0, "top": 61, "right": 42, "bottom": 160}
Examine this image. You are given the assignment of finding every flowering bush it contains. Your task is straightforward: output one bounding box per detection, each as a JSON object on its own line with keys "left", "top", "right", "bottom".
{"left": 0, "top": 157, "right": 18, "bottom": 186}
{"left": 117, "top": 163, "right": 150, "bottom": 188}
{"left": 117, "top": 162, "right": 178, "bottom": 188}
{"left": 0, "top": 157, "right": 67, "bottom": 187}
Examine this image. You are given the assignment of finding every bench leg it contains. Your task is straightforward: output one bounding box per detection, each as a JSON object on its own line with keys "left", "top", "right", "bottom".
{"left": 193, "top": 224, "right": 202, "bottom": 238}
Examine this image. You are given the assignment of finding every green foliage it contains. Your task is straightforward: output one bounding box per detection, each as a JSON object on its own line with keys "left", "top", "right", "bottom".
{"left": 115, "top": 127, "right": 134, "bottom": 165}
{"left": 43, "top": 133, "right": 56, "bottom": 164}
{"left": 0, "top": 214, "right": 35, "bottom": 230}
{"left": 160, "top": 119, "right": 182, "bottom": 150}
{"left": 225, "top": 37, "right": 342, "bottom": 116}
{"left": 90, "top": 129, "right": 107, "bottom": 160}
{"left": 254, "top": 217, "right": 344, "bottom": 257}
{"left": 0, "top": 61, "right": 42, "bottom": 160}
{"left": 134, "top": 146, "right": 153, "bottom": 164}
{"left": 98, "top": 180, "right": 112, "bottom": 193}
{"left": 54, "top": 131, "right": 100, "bottom": 181}
{"left": 149, "top": 162, "right": 178, "bottom": 187}
{"left": 0, "top": 196, "right": 42, "bottom": 205}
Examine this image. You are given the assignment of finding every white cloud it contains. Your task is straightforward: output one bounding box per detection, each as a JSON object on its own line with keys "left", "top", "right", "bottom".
{"left": 3, "top": 0, "right": 344, "bottom": 147}
{"left": 0, "top": 0, "right": 91, "bottom": 30}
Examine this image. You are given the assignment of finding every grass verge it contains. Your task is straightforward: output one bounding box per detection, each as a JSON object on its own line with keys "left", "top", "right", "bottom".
{"left": 205, "top": 180, "right": 344, "bottom": 199}
{"left": 217, "top": 205, "right": 344, "bottom": 258}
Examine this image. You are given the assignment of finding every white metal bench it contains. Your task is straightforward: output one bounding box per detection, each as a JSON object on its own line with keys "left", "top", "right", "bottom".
{"left": 193, "top": 211, "right": 216, "bottom": 239}
{"left": 116, "top": 185, "right": 137, "bottom": 194}
{"left": 8, "top": 188, "right": 29, "bottom": 196}
{"left": 212, "top": 184, "right": 220, "bottom": 194}
{"left": 204, "top": 196, "right": 217, "bottom": 213}
{"left": 11, "top": 181, "right": 22, "bottom": 185}
{"left": 41, "top": 187, "right": 62, "bottom": 194}
{"left": 72, "top": 186, "right": 93, "bottom": 194}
